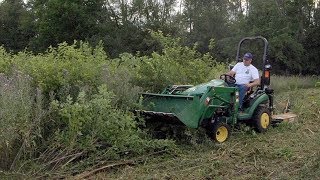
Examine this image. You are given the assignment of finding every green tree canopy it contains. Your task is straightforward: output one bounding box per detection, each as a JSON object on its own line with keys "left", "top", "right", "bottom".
{"left": 0, "top": 0, "right": 35, "bottom": 52}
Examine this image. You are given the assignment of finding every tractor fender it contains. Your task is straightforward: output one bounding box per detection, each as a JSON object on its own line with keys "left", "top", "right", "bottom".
{"left": 249, "top": 93, "right": 269, "bottom": 111}
{"left": 238, "top": 93, "right": 269, "bottom": 120}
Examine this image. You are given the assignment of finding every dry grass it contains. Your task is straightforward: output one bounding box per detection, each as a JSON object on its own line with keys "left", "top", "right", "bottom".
{"left": 94, "top": 87, "right": 320, "bottom": 179}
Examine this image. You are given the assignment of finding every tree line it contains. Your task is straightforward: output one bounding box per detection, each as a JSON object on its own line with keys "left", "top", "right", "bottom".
{"left": 0, "top": 0, "right": 320, "bottom": 75}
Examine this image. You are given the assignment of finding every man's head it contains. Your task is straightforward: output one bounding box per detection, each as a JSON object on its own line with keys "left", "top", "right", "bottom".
{"left": 243, "top": 52, "right": 253, "bottom": 66}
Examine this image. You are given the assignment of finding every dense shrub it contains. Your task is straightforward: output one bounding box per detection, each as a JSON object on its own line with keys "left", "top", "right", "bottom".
{"left": 0, "top": 47, "right": 12, "bottom": 73}
{"left": 100, "top": 32, "right": 227, "bottom": 107}
{"left": 51, "top": 85, "right": 174, "bottom": 158}
{"left": 9, "top": 42, "right": 106, "bottom": 97}
{"left": 101, "top": 53, "right": 143, "bottom": 110}
{"left": 131, "top": 32, "right": 226, "bottom": 92}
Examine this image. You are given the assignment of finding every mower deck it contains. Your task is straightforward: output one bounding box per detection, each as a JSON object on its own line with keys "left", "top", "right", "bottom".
{"left": 272, "top": 113, "right": 297, "bottom": 123}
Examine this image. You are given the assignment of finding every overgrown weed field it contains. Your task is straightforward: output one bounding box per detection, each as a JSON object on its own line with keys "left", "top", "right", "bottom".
{"left": 99, "top": 87, "right": 320, "bottom": 179}
{"left": 0, "top": 41, "right": 319, "bottom": 179}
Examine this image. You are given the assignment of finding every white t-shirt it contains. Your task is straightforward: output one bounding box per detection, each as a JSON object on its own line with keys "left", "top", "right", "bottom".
{"left": 231, "top": 62, "right": 259, "bottom": 84}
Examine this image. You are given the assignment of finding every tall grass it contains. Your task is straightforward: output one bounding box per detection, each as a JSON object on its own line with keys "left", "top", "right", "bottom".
{"left": 271, "top": 75, "right": 319, "bottom": 92}
{"left": 268, "top": 75, "right": 319, "bottom": 114}
{"left": 0, "top": 71, "right": 45, "bottom": 170}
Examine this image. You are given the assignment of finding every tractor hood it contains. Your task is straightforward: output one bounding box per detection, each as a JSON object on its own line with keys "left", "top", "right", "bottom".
{"left": 181, "top": 79, "right": 227, "bottom": 96}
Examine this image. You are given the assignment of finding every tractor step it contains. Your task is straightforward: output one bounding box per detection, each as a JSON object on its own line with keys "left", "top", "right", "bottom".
{"left": 272, "top": 113, "right": 297, "bottom": 123}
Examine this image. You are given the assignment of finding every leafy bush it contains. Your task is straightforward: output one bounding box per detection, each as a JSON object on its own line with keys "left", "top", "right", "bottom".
{"left": 100, "top": 32, "right": 227, "bottom": 105}
{"left": 101, "top": 53, "right": 143, "bottom": 110}
{"left": 0, "top": 46, "right": 12, "bottom": 73}
{"left": 11, "top": 42, "right": 107, "bottom": 97}
{"left": 129, "top": 32, "right": 226, "bottom": 92}
{"left": 51, "top": 85, "right": 174, "bottom": 159}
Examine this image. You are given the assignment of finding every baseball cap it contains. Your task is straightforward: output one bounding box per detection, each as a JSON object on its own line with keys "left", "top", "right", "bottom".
{"left": 243, "top": 52, "right": 253, "bottom": 60}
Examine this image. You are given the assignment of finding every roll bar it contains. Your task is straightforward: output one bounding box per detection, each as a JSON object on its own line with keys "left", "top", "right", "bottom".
{"left": 236, "top": 36, "right": 269, "bottom": 65}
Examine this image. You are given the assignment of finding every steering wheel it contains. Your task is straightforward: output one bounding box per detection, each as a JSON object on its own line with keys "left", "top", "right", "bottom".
{"left": 220, "top": 74, "right": 236, "bottom": 85}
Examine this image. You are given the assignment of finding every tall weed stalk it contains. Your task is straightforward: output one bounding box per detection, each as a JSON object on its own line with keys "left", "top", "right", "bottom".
{"left": 0, "top": 71, "right": 45, "bottom": 170}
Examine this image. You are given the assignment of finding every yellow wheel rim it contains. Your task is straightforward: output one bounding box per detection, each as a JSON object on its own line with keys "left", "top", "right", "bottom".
{"left": 216, "top": 126, "right": 228, "bottom": 143}
{"left": 260, "top": 113, "right": 270, "bottom": 129}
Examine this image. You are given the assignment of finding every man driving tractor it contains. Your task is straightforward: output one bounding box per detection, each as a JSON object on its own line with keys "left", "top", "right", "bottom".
{"left": 139, "top": 37, "right": 276, "bottom": 143}
{"left": 226, "top": 52, "right": 260, "bottom": 111}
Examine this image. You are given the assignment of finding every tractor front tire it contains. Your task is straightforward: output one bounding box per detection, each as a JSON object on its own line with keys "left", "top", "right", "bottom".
{"left": 207, "top": 121, "right": 231, "bottom": 143}
{"left": 252, "top": 106, "right": 271, "bottom": 133}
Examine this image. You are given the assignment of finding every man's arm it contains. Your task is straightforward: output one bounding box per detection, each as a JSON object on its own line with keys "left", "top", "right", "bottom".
{"left": 247, "top": 67, "right": 260, "bottom": 88}
{"left": 227, "top": 63, "right": 239, "bottom": 77}
{"left": 246, "top": 78, "right": 260, "bottom": 88}
{"left": 226, "top": 70, "right": 236, "bottom": 77}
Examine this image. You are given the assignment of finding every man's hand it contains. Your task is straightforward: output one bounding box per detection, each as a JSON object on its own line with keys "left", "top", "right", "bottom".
{"left": 246, "top": 79, "right": 260, "bottom": 88}
{"left": 245, "top": 83, "right": 252, "bottom": 88}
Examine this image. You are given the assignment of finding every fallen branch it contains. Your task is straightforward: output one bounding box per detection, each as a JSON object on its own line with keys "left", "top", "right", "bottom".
{"left": 49, "top": 152, "right": 84, "bottom": 170}
{"left": 61, "top": 152, "right": 84, "bottom": 169}
{"left": 73, "top": 160, "right": 135, "bottom": 180}
{"left": 307, "top": 128, "right": 315, "bottom": 135}
{"left": 72, "top": 149, "right": 168, "bottom": 179}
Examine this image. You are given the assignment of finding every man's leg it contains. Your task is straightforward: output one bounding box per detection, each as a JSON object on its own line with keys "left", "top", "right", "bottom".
{"left": 236, "top": 84, "right": 248, "bottom": 110}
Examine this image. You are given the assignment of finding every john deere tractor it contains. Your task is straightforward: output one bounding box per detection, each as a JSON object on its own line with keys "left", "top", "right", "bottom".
{"left": 138, "top": 36, "right": 274, "bottom": 143}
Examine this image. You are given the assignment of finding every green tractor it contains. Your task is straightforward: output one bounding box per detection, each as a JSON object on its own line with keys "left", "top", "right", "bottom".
{"left": 138, "top": 36, "right": 274, "bottom": 143}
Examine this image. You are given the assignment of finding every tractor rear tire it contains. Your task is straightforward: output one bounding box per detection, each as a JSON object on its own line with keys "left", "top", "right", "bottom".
{"left": 207, "top": 121, "right": 231, "bottom": 143}
{"left": 252, "top": 106, "right": 271, "bottom": 133}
